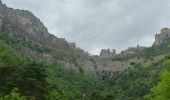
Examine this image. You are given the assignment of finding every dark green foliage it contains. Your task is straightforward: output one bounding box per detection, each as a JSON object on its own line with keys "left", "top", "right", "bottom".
{"left": 0, "top": 42, "right": 49, "bottom": 99}
{"left": 0, "top": 32, "right": 17, "bottom": 45}
{"left": 145, "top": 60, "right": 170, "bottom": 100}
{"left": 89, "top": 64, "right": 161, "bottom": 100}
{"left": 0, "top": 43, "right": 20, "bottom": 95}
{"left": 130, "top": 62, "right": 136, "bottom": 65}
{"left": 142, "top": 41, "right": 170, "bottom": 58}
{"left": 0, "top": 32, "right": 51, "bottom": 56}
{"left": 0, "top": 88, "right": 26, "bottom": 100}
{"left": 14, "top": 61, "right": 49, "bottom": 99}
{"left": 46, "top": 65, "right": 97, "bottom": 100}
{"left": 90, "top": 90, "right": 104, "bottom": 100}
{"left": 1, "top": 31, "right": 170, "bottom": 100}
{"left": 0, "top": 37, "right": 97, "bottom": 99}
{"left": 0, "top": 42, "right": 18, "bottom": 67}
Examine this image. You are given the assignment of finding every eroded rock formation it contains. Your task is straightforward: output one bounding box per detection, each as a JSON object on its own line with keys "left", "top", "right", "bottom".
{"left": 154, "top": 28, "right": 170, "bottom": 45}
{"left": 1, "top": 0, "right": 170, "bottom": 78}
{"left": 100, "top": 49, "right": 116, "bottom": 58}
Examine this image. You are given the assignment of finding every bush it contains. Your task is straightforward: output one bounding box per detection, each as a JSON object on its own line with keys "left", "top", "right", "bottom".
{"left": 0, "top": 88, "right": 26, "bottom": 100}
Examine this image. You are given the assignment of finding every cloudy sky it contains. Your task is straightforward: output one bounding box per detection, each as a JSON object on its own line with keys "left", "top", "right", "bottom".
{"left": 3, "top": 0, "right": 170, "bottom": 55}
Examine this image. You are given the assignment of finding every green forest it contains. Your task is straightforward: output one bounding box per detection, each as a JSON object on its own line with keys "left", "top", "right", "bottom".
{"left": 0, "top": 32, "right": 170, "bottom": 100}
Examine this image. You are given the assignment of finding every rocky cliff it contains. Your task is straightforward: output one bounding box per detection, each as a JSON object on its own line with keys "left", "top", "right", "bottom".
{"left": 0, "top": 0, "right": 131, "bottom": 77}
{"left": 1, "top": 0, "right": 170, "bottom": 78}
{"left": 0, "top": 0, "right": 99, "bottom": 77}
{"left": 0, "top": 0, "right": 71, "bottom": 52}
{"left": 154, "top": 28, "right": 170, "bottom": 45}
{"left": 100, "top": 49, "right": 116, "bottom": 58}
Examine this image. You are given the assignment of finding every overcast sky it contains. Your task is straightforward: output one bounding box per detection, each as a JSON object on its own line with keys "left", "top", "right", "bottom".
{"left": 3, "top": 0, "right": 170, "bottom": 55}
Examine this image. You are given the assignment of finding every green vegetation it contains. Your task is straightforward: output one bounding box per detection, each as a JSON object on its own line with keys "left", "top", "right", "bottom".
{"left": 0, "top": 88, "right": 26, "bottom": 100}
{"left": 88, "top": 64, "right": 160, "bottom": 100}
{"left": 142, "top": 41, "right": 170, "bottom": 58}
{"left": 145, "top": 60, "right": 170, "bottom": 100}
{"left": 0, "top": 38, "right": 97, "bottom": 99}
{"left": 46, "top": 66, "right": 97, "bottom": 100}
{"left": 0, "top": 32, "right": 170, "bottom": 100}
{"left": 0, "top": 42, "right": 18, "bottom": 66}
{"left": 0, "top": 42, "right": 49, "bottom": 99}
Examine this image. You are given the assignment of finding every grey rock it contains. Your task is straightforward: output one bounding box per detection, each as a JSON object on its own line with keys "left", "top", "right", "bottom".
{"left": 154, "top": 28, "right": 170, "bottom": 45}
{"left": 119, "top": 45, "right": 146, "bottom": 57}
{"left": 1, "top": 0, "right": 151, "bottom": 78}
{"left": 100, "top": 49, "right": 116, "bottom": 58}
{"left": 69, "top": 42, "right": 76, "bottom": 48}
{"left": 0, "top": 2, "right": 72, "bottom": 52}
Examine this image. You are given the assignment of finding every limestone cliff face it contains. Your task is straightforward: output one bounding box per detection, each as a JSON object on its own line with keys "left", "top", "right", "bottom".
{"left": 0, "top": 1, "right": 71, "bottom": 52}
{"left": 154, "top": 28, "right": 170, "bottom": 45}
{"left": 119, "top": 46, "right": 146, "bottom": 57}
{"left": 100, "top": 49, "right": 116, "bottom": 58}
{"left": 1, "top": 0, "right": 165, "bottom": 78}
{"left": 0, "top": 0, "right": 98, "bottom": 76}
{"left": 0, "top": 0, "right": 139, "bottom": 77}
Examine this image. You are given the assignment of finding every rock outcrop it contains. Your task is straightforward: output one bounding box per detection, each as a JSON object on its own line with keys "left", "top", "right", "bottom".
{"left": 0, "top": 0, "right": 99, "bottom": 77}
{"left": 0, "top": 0, "right": 71, "bottom": 52}
{"left": 2, "top": 0, "right": 166, "bottom": 78}
{"left": 119, "top": 45, "right": 146, "bottom": 57}
{"left": 100, "top": 49, "right": 116, "bottom": 58}
{"left": 0, "top": 0, "right": 142, "bottom": 77}
{"left": 154, "top": 28, "right": 170, "bottom": 45}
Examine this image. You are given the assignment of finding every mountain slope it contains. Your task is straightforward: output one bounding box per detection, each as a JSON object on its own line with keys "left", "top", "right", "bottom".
{"left": 1, "top": 0, "right": 170, "bottom": 78}
{"left": 1, "top": 0, "right": 170, "bottom": 99}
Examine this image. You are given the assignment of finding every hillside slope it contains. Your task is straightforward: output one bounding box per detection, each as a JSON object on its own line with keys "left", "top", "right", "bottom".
{"left": 1, "top": 0, "right": 170, "bottom": 99}
{"left": 1, "top": 0, "right": 170, "bottom": 78}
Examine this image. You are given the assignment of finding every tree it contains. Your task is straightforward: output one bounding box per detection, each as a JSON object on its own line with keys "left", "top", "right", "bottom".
{"left": 46, "top": 89, "right": 63, "bottom": 100}
{"left": 146, "top": 70, "right": 170, "bottom": 100}
{"left": 0, "top": 43, "right": 18, "bottom": 67}
{"left": 91, "top": 90, "right": 104, "bottom": 100}
{"left": 0, "top": 88, "right": 26, "bottom": 100}
{"left": 14, "top": 61, "right": 49, "bottom": 99}
{"left": 145, "top": 60, "right": 170, "bottom": 100}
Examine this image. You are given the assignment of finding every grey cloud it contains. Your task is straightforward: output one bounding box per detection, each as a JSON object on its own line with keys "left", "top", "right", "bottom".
{"left": 3, "top": 0, "right": 170, "bottom": 54}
